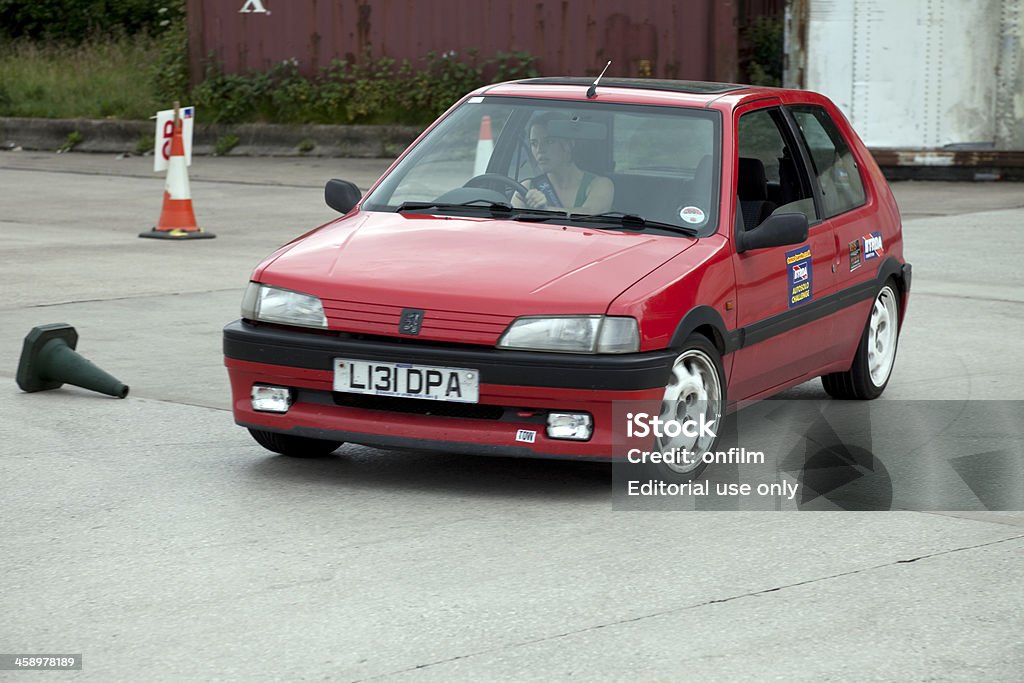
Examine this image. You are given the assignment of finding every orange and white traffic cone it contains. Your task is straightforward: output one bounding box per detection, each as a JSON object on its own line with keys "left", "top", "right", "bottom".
{"left": 473, "top": 114, "right": 493, "bottom": 176}
{"left": 140, "top": 105, "right": 215, "bottom": 240}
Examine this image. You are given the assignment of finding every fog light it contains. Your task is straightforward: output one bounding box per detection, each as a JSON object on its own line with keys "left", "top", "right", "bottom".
{"left": 546, "top": 413, "right": 593, "bottom": 441}
{"left": 251, "top": 384, "right": 292, "bottom": 413}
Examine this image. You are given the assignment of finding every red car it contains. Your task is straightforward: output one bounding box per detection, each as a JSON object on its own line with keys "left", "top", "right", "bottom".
{"left": 224, "top": 77, "right": 911, "bottom": 480}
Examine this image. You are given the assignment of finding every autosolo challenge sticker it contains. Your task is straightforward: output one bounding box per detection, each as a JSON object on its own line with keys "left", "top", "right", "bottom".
{"left": 786, "top": 246, "right": 813, "bottom": 308}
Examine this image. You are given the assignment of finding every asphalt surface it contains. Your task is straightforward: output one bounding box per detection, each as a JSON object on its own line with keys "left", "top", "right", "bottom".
{"left": 1, "top": 150, "right": 1022, "bottom": 682}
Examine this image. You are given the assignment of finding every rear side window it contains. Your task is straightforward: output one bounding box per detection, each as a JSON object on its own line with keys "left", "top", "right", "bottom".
{"left": 789, "top": 105, "right": 866, "bottom": 218}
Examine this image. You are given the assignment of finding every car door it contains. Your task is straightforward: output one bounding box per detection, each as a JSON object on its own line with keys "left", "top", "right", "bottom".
{"left": 728, "top": 103, "right": 836, "bottom": 400}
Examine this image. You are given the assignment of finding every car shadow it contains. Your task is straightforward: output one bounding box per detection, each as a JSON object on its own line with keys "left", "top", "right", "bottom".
{"left": 246, "top": 442, "right": 612, "bottom": 502}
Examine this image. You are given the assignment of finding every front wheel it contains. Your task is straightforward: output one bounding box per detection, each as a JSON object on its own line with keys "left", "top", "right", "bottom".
{"left": 822, "top": 281, "right": 901, "bottom": 400}
{"left": 646, "top": 335, "right": 726, "bottom": 483}
{"left": 248, "top": 428, "right": 343, "bottom": 457}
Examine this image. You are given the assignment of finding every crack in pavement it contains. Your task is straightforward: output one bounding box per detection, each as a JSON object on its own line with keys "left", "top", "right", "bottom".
{"left": 920, "top": 511, "right": 1024, "bottom": 529}
{"left": 0, "top": 164, "right": 332, "bottom": 189}
{"left": 350, "top": 533, "right": 1024, "bottom": 682}
{"left": 0, "top": 383, "right": 233, "bottom": 413}
{"left": 902, "top": 205, "right": 1024, "bottom": 218}
{"left": 17, "top": 288, "right": 245, "bottom": 308}
{"left": 912, "top": 291, "right": 1024, "bottom": 306}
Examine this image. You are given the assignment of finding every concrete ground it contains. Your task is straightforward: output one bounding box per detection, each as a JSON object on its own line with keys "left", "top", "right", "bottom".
{"left": 1, "top": 150, "right": 1022, "bottom": 681}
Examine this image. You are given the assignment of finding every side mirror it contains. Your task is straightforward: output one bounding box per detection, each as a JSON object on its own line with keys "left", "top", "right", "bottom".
{"left": 325, "top": 179, "right": 362, "bottom": 214}
{"left": 736, "top": 212, "right": 809, "bottom": 253}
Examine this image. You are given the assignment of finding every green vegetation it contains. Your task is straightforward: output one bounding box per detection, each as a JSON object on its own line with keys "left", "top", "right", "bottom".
{"left": 1, "top": 39, "right": 537, "bottom": 126}
{"left": 58, "top": 130, "right": 82, "bottom": 152}
{"left": 0, "top": 0, "right": 183, "bottom": 43}
{"left": 135, "top": 134, "right": 155, "bottom": 155}
{"left": 743, "top": 16, "right": 784, "bottom": 87}
{"left": 192, "top": 50, "right": 538, "bottom": 126}
{"left": 0, "top": 37, "right": 163, "bottom": 119}
{"left": 213, "top": 134, "right": 239, "bottom": 156}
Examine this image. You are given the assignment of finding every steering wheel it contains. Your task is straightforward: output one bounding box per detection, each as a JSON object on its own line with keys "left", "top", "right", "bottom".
{"left": 463, "top": 174, "right": 529, "bottom": 202}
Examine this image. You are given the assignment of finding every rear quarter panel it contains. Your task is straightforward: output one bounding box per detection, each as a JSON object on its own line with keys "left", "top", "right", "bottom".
{"left": 804, "top": 93, "right": 906, "bottom": 371}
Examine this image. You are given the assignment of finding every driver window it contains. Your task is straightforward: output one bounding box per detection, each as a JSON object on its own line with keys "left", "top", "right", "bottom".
{"left": 736, "top": 108, "right": 817, "bottom": 231}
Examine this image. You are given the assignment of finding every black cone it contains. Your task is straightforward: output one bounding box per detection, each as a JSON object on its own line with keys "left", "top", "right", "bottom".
{"left": 16, "top": 324, "right": 129, "bottom": 398}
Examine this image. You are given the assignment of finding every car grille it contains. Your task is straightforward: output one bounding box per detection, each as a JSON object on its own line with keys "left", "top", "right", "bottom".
{"left": 320, "top": 298, "right": 513, "bottom": 345}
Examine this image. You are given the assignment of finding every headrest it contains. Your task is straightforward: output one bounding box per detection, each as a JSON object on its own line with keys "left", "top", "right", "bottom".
{"left": 738, "top": 157, "right": 768, "bottom": 200}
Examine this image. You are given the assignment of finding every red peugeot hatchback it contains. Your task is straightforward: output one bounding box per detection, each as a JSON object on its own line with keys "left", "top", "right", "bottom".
{"left": 224, "top": 77, "right": 910, "bottom": 480}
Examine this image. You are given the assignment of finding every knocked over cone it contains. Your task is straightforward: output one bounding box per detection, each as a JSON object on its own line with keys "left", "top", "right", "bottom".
{"left": 16, "top": 323, "right": 129, "bottom": 398}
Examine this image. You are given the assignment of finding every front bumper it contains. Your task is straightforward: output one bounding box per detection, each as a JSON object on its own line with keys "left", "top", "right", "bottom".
{"left": 223, "top": 320, "right": 675, "bottom": 459}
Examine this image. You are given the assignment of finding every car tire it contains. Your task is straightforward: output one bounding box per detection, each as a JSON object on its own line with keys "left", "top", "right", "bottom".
{"left": 247, "top": 428, "right": 343, "bottom": 457}
{"left": 645, "top": 334, "right": 727, "bottom": 483}
{"left": 822, "top": 281, "right": 900, "bottom": 400}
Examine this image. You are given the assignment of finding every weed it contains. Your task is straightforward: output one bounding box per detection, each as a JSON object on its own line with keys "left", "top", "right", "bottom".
{"left": 214, "top": 134, "right": 239, "bottom": 156}
{"left": 135, "top": 135, "right": 155, "bottom": 155}
{"left": 58, "top": 130, "right": 83, "bottom": 152}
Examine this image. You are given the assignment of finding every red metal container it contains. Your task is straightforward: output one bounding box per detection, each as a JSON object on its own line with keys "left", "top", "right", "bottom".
{"left": 188, "top": 0, "right": 742, "bottom": 83}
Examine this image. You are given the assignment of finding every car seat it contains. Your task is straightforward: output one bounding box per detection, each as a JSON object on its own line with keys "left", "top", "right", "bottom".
{"left": 737, "top": 157, "right": 777, "bottom": 230}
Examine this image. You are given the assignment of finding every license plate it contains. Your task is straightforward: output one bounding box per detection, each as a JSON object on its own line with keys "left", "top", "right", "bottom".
{"left": 333, "top": 359, "right": 479, "bottom": 403}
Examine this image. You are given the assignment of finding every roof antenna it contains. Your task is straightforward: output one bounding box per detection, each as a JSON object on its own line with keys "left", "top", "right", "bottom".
{"left": 587, "top": 61, "right": 612, "bottom": 99}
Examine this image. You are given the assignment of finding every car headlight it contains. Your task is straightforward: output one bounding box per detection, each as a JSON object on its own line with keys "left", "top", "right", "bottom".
{"left": 497, "top": 316, "right": 639, "bottom": 354}
{"left": 241, "top": 282, "right": 327, "bottom": 329}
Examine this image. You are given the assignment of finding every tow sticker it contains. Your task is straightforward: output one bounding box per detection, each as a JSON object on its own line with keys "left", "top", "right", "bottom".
{"left": 849, "top": 239, "right": 862, "bottom": 271}
{"left": 679, "top": 206, "right": 706, "bottom": 225}
{"left": 515, "top": 430, "right": 536, "bottom": 444}
{"left": 863, "top": 231, "right": 883, "bottom": 260}
{"left": 786, "top": 245, "right": 813, "bottom": 308}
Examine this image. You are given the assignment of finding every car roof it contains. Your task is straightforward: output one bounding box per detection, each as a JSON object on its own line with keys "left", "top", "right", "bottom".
{"left": 480, "top": 77, "right": 803, "bottom": 110}
{"left": 517, "top": 77, "right": 745, "bottom": 94}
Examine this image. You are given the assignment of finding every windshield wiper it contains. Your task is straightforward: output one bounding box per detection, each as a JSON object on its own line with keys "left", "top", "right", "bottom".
{"left": 567, "top": 211, "right": 699, "bottom": 236}
{"left": 511, "top": 208, "right": 571, "bottom": 222}
{"left": 570, "top": 211, "right": 647, "bottom": 228}
{"left": 396, "top": 199, "right": 514, "bottom": 214}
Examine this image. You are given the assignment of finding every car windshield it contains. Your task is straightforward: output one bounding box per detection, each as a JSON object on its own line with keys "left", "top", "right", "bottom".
{"left": 362, "top": 96, "right": 722, "bottom": 236}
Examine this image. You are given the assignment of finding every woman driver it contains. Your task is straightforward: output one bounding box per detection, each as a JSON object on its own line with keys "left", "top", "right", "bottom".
{"left": 514, "top": 113, "right": 614, "bottom": 213}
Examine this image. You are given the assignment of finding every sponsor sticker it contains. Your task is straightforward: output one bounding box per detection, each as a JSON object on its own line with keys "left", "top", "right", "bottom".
{"left": 863, "top": 231, "right": 883, "bottom": 260}
{"left": 848, "top": 239, "right": 862, "bottom": 271}
{"left": 678, "top": 206, "right": 706, "bottom": 225}
{"left": 786, "top": 245, "right": 813, "bottom": 308}
{"left": 152, "top": 106, "right": 195, "bottom": 172}
{"left": 515, "top": 430, "right": 537, "bottom": 444}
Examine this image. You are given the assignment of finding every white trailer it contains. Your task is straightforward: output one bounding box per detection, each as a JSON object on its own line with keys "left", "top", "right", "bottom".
{"left": 785, "top": 0, "right": 1023, "bottom": 160}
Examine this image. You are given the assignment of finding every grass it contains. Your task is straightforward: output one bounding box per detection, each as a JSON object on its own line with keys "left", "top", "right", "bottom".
{"left": 213, "top": 133, "right": 239, "bottom": 156}
{"left": 0, "top": 37, "right": 162, "bottom": 120}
